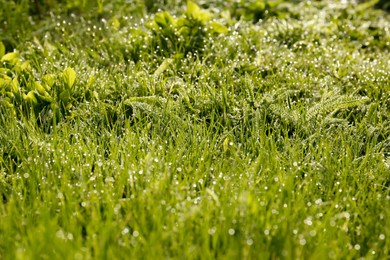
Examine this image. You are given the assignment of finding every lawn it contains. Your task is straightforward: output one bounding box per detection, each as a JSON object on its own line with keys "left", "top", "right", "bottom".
{"left": 0, "top": 0, "right": 389, "bottom": 259}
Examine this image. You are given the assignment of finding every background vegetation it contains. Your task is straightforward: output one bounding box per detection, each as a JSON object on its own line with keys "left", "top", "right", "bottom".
{"left": 1, "top": 0, "right": 389, "bottom": 258}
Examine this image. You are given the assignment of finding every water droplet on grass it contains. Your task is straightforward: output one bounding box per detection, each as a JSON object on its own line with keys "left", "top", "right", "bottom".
{"left": 304, "top": 217, "right": 313, "bottom": 226}
{"left": 208, "top": 227, "right": 216, "bottom": 235}
{"left": 122, "top": 227, "right": 129, "bottom": 235}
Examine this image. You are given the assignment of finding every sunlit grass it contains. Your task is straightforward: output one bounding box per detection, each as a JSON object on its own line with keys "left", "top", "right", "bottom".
{"left": 0, "top": 0, "right": 389, "bottom": 259}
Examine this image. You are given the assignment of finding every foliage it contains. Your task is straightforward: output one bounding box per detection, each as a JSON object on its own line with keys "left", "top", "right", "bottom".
{"left": 0, "top": 50, "right": 82, "bottom": 126}
{"left": 146, "top": 1, "right": 227, "bottom": 57}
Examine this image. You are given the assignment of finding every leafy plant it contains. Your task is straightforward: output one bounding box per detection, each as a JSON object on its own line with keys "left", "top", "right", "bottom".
{"left": 146, "top": 1, "right": 227, "bottom": 58}
{"left": 0, "top": 47, "right": 80, "bottom": 126}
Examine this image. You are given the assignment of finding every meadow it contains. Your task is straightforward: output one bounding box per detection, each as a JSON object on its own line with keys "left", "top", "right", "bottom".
{"left": 0, "top": 0, "right": 389, "bottom": 258}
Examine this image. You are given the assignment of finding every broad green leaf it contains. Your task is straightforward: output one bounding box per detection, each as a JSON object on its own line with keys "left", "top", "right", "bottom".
{"left": 36, "top": 91, "right": 53, "bottom": 103}
{"left": 0, "top": 41, "right": 5, "bottom": 58}
{"left": 63, "top": 67, "right": 77, "bottom": 89}
{"left": 34, "top": 82, "right": 47, "bottom": 95}
{"left": 187, "top": 1, "right": 211, "bottom": 22}
{"left": 210, "top": 22, "right": 228, "bottom": 34}
{"left": 0, "top": 78, "right": 6, "bottom": 89}
{"left": 178, "top": 21, "right": 191, "bottom": 35}
{"left": 1, "top": 52, "right": 19, "bottom": 65}
{"left": 6, "top": 91, "right": 14, "bottom": 99}
{"left": 199, "top": 12, "right": 212, "bottom": 22}
{"left": 50, "top": 102, "right": 59, "bottom": 111}
{"left": 11, "top": 78, "right": 19, "bottom": 93}
{"left": 23, "top": 91, "right": 38, "bottom": 105}
{"left": 0, "top": 68, "right": 12, "bottom": 76}
{"left": 60, "top": 89, "right": 71, "bottom": 104}
{"left": 154, "top": 12, "right": 174, "bottom": 28}
{"left": 249, "top": 1, "right": 266, "bottom": 11}
{"left": 187, "top": 1, "right": 201, "bottom": 17}
{"left": 1, "top": 52, "right": 18, "bottom": 61}
{"left": 110, "top": 17, "right": 121, "bottom": 30}
{"left": 42, "top": 74, "right": 55, "bottom": 89}
{"left": 2, "top": 98, "right": 14, "bottom": 108}
{"left": 20, "top": 61, "right": 31, "bottom": 72}
{"left": 0, "top": 76, "right": 11, "bottom": 90}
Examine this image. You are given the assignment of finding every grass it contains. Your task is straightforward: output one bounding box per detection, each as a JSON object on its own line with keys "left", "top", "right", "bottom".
{"left": 0, "top": 0, "right": 389, "bottom": 259}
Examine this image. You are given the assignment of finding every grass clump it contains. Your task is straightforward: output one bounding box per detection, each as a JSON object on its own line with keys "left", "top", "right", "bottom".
{"left": 1, "top": 0, "right": 389, "bottom": 259}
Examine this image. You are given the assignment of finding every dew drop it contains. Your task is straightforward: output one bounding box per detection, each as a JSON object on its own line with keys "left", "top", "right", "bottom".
{"left": 121, "top": 228, "right": 129, "bottom": 235}
{"left": 208, "top": 227, "right": 216, "bottom": 235}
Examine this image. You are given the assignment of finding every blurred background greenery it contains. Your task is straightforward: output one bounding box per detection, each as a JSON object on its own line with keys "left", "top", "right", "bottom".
{"left": 1, "top": 0, "right": 388, "bottom": 52}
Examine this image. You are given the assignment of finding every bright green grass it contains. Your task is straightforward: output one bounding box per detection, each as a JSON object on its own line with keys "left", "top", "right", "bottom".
{"left": 0, "top": 0, "right": 389, "bottom": 259}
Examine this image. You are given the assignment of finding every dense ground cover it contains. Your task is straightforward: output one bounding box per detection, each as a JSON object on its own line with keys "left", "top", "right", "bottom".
{"left": 1, "top": 0, "right": 389, "bottom": 258}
